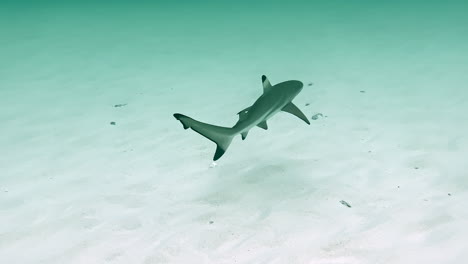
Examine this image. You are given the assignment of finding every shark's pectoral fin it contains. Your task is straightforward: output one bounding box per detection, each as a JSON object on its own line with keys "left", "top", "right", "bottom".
{"left": 262, "top": 75, "right": 272, "bottom": 93}
{"left": 257, "top": 121, "right": 268, "bottom": 130}
{"left": 282, "top": 102, "right": 310, "bottom": 125}
{"left": 241, "top": 131, "right": 249, "bottom": 140}
{"left": 237, "top": 106, "right": 251, "bottom": 122}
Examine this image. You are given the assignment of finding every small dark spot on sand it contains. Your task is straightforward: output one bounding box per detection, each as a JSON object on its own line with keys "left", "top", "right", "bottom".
{"left": 360, "top": 90, "right": 366, "bottom": 93}
{"left": 340, "top": 200, "right": 352, "bottom": 208}
{"left": 209, "top": 221, "right": 214, "bottom": 224}
{"left": 114, "top": 104, "right": 127, "bottom": 108}
{"left": 308, "top": 82, "right": 313, "bottom": 86}
{"left": 368, "top": 150, "right": 372, "bottom": 153}
{"left": 398, "top": 186, "right": 400, "bottom": 188}
{"left": 448, "top": 193, "right": 452, "bottom": 196}
{"left": 305, "top": 103, "right": 310, "bottom": 106}
{"left": 110, "top": 122, "right": 116, "bottom": 125}
{"left": 414, "top": 167, "right": 419, "bottom": 170}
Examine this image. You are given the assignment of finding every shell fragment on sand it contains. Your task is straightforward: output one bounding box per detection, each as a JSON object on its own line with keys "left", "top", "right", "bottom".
{"left": 311, "top": 113, "right": 323, "bottom": 120}
{"left": 340, "top": 200, "right": 352, "bottom": 208}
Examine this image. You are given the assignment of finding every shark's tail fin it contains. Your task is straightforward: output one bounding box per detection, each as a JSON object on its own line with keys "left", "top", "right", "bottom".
{"left": 173, "top": 113, "right": 235, "bottom": 161}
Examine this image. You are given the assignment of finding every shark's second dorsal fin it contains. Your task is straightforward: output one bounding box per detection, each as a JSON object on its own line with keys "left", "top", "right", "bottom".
{"left": 282, "top": 102, "right": 310, "bottom": 125}
{"left": 262, "top": 75, "right": 272, "bottom": 93}
{"left": 241, "top": 131, "right": 248, "bottom": 140}
{"left": 257, "top": 120, "right": 268, "bottom": 130}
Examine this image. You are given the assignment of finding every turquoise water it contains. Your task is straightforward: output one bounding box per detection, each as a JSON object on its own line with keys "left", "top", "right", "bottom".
{"left": 1, "top": 1, "right": 468, "bottom": 263}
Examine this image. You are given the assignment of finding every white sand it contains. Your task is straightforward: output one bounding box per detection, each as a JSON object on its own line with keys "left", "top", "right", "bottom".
{"left": 1, "top": 2, "right": 468, "bottom": 264}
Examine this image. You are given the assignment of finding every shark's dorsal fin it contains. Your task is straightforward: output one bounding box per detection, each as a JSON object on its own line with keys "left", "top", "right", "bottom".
{"left": 257, "top": 120, "right": 268, "bottom": 130}
{"left": 237, "top": 106, "right": 251, "bottom": 122}
{"left": 262, "top": 75, "right": 272, "bottom": 93}
{"left": 241, "top": 131, "right": 249, "bottom": 140}
{"left": 282, "top": 102, "right": 310, "bottom": 125}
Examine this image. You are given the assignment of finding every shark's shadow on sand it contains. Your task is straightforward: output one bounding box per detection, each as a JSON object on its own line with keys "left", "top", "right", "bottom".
{"left": 196, "top": 159, "right": 316, "bottom": 210}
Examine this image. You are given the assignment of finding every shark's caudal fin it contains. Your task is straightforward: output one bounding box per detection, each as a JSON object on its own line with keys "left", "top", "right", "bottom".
{"left": 173, "top": 113, "right": 235, "bottom": 160}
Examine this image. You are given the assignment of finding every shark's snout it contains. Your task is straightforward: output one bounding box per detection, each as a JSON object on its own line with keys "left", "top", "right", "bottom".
{"left": 296, "top": 81, "right": 304, "bottom": 89}
{"left": 290, "top": 80, "right": 304, "bottom": 95}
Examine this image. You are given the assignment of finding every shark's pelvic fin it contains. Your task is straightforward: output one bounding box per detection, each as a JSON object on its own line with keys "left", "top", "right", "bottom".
{"left": 281, "top": 102, "right": 310, "bottom": 125}
{"left": 173, "top": 113, "right": 235, "bottom": 160}
{"left": 237, "top": 106, "right": 251, "bottom": 122}
{"left": 241, "top": 131, "right": 249, "bottom": 140}
{"left": 257, "top": 120, "right": 268, "bottom": 130}
{"left": 262, "top": 75, "right": 272, "bottom": 93}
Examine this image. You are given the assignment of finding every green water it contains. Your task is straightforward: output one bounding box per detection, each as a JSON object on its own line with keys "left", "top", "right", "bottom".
{"left": 1, "top": 1, "right": 468, "bottom": 263}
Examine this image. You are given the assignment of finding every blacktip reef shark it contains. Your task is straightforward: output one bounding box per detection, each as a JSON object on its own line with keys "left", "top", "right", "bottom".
{"left": 173, "top": 75, "right": 310, "bottom": 161}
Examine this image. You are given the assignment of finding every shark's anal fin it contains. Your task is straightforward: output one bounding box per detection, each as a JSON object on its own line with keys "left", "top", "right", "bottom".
{"left": 262, "top": 75, "right": 272, "bottom": 93}
{"left": 241, "top": 131, "right": 249, "bottom": 140}
{"left": 282, "top": 102, "right": 310, "bottom": 125}
{"left": 257, "top": 121, "right": 268, "bottom": 130}
{"left": 237, "top": 106, "right": 251, "bottom": 122}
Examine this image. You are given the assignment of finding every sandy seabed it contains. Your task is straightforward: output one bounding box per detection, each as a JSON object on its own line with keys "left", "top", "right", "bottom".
{"left": 1, "top": 2, "right": 468, "bottom": 264}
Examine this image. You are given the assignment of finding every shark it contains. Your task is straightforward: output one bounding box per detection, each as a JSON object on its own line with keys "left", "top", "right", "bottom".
{"left": 173, "top": 75, "right": 310, "bottom": 161}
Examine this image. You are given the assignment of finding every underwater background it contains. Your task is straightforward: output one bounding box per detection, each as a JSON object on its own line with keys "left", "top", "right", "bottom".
{"left": 1, "top": 1, "right": 468, "bottom": 263}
